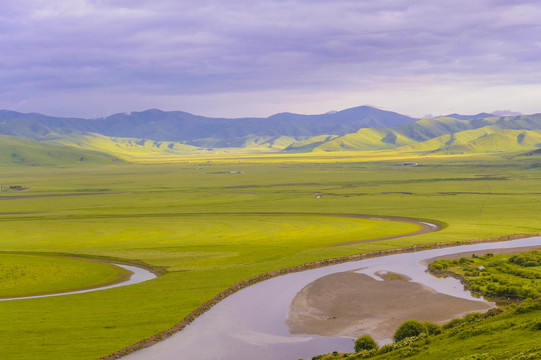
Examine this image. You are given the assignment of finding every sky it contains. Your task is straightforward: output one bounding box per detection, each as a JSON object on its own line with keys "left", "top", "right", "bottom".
{"left": 1, "top": 0, "right": 541, "bottom": 119}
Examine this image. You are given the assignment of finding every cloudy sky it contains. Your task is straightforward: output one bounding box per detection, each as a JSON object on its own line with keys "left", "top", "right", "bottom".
{"left": 2, "top": 0, "right": 541, "bottom": 118}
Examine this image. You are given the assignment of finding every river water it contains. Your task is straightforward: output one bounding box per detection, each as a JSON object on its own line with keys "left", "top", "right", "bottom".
{"left": 125, "top": 236, "right": 541, "bottom": 360}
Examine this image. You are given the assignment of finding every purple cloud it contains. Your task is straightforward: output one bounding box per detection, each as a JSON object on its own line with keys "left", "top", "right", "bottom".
{"left": 1, "top": 0, "right": 541, "bottom": 117}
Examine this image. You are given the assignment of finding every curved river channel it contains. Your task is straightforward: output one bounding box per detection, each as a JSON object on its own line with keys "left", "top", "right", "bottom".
{"left": 0, "top": 263, "right": 157, "bottom": 302}
{"left": 125, "top": 236, "right": 541, "bottom": 360}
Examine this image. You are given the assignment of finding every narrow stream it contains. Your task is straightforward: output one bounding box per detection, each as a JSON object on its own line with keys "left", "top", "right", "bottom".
{"left": 125, "top": 236, "right": 541, "bottom": 360}
{"left": 0, "top": 263, "right": 157, "bottom": 302}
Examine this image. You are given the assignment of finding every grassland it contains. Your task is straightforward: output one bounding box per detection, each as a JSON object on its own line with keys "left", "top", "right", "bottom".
{"left": 0, "top": 254, "right": 130, "bottom": 298}
{"left": 0, "top": 150, "right": 540, "bottom": 359}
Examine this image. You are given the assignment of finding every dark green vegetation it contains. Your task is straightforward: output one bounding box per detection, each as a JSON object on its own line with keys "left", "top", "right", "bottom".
{"left": 430, "top": 251, "right": 541, "bottom": 300}
{"left": 393, "top": 320, "right": 428, "bottom": 343}
{"left": 354, "top": 335, "right": 379, "bottom": 352}
{"left": 0, "top": 142, "right": 540, "bottom": 358}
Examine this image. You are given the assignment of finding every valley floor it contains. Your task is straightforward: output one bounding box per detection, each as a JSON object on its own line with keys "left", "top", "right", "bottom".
{"left": 0, "top": 151, "right": 539, "bottom": 359}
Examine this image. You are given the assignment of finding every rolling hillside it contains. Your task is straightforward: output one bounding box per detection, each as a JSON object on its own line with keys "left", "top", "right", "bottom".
{"left": 307, "top": 128, "right": 414, "bottom": 152}
{"left": 48, "top": 133, "right": 200, "bottom": 158}
{"left": 288, "top": 113, "right": 541, "bottom": 154}
{"left": 1, "top": 107, "right": 541, "bottom": 159}
{"left": 0, "top": 135, "right": 122, "bottom": 166}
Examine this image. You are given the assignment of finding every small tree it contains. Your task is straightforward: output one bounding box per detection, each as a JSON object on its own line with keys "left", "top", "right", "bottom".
{"left": 354, "top": 334, "right": 378, "bottom": 352}
{"left": 393, "top": 320, "right": 427, "bottom": 342}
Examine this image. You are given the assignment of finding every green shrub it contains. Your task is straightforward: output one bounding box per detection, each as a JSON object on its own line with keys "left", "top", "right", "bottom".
{"left": 377, "top": 344, "right": 394, "bottom": 355}
{"left": 443, "top": 318, "right": 465, "bottom": 329}
{"left": 514, "top": 298, "right": 541, "bottom": 314}
{"left": 352, "top": 349, "right": 378, "bottom": 359}
{"left": 354, "top": 335, "right": 378, "bottom": 352}
{"left": 463, "top": 313, "right": 482, "bottom": 322}
{"left": 393, "top": 320, "right": 428, "bottom": 342}
{"left": 423, "top": 321, "right": 441, "bottom": 335}
{"left": 377, "top": 333, "right": 427, "bottom": 355}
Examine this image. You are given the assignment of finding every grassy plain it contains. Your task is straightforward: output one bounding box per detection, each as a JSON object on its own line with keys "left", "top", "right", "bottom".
{"left": 0, "top": 254, "right": 129, "bottom": 298}
{"left": 0, "top": 150, "right": 540, "bottom": 359}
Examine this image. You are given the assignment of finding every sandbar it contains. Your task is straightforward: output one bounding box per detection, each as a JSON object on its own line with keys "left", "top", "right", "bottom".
{"left": 286, "top": 271, "right": 494, "bottom": 343}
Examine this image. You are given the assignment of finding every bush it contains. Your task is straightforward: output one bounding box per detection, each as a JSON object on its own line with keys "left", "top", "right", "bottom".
{"left": 377, "top": 333, "right": 427, "bottom": 355}
{"left": 514, "top": 298, "right": 541, "bottom": 314}
{"left": 443, "top": 318, "right": 465, "bottom": 329}
{"left": 377, "top": 344, "right": 394, "bottom": 355}
{"left": 354, "top": 335, "right": 378, "bottom": 352}
{"left": 423, "top": 321, "right": 441, "bottom": 335}
{"left": 393, "top": 320, "right": 428, "bottom": 342}
{"left": 530, "top": 321, "right": 541, "bottom": 331}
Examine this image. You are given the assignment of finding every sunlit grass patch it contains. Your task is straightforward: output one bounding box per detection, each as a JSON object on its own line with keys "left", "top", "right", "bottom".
{"left": 0, "top": 253, "right": 129, "bottom": 298}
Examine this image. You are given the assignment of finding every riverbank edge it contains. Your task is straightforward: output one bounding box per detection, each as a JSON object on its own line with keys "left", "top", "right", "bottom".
{"left": 101, "top": 232, "right": 541, "bottom": 360}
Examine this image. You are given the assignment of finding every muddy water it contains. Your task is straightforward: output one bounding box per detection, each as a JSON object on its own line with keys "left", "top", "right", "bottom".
{"left": 0, "top": 264, "right": 156, "bottom": 301}
{"left": 125, "top": 236, "right": 541, "bottom": 360}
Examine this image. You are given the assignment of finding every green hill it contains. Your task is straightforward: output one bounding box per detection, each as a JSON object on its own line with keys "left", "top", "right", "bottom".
{"left": 0, "top": 118, "right": 68, "bottom": 141}
{"left": 284, "top": 135, "right": 339, "bottom": 152}
{"left": 0, "top": 135, "right": 122, "bottom": 166}
{"left": 394, "top": 117, "right": 487, "bottom": 142}
{"left": 312, "top": 128, "right": 414, "bottom": 151}
{"left": 2, "top": 109, "right": 541, "bottom": 155}
{"left": 442, "top": 129, "right": 541, "bottom": 153}
{"left": 395, "top": 127, "right": 541, "bottom": 154}
{"left": 240, "top": 135, "right": 298, "bottom": 151}
{"left": 395, "top": 126, "right": 501, "bottom": 153}
{"left": 289, "top": 114, "right": 541, "bottom": 154}
{"left": 47, "top": 133, "right": 200, "bottom": 159}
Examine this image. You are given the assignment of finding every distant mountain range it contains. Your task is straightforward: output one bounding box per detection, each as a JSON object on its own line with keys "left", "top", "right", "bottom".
{"left": 1, "top": 106, "right": 540, "bottom": 165}
{"left": 0, "top": 106, "right": 414, "bottom": 147}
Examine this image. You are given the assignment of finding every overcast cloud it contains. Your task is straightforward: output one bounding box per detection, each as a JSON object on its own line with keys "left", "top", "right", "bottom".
{"left": 1, "top": 0, "right": 541, "bottom": 118}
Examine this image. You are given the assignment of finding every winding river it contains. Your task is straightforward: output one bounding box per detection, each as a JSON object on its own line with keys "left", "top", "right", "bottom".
{"left": 124, "top": 236, "right": 541, "bottom": 360}
{"left": 0, "top": 263, "right": 157, "bottom": 302}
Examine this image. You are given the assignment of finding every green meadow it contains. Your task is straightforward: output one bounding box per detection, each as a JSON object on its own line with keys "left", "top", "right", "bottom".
{"left": 0, "top": 150, "right": 540, "bottom": 359}
{"left": 0, "top": 254, "right": 129, "bottom": 298}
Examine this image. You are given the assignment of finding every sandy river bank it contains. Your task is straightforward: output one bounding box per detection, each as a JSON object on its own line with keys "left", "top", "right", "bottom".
{"left": 286, "top": 271, "right": 493, "bottom": 343}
